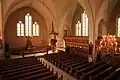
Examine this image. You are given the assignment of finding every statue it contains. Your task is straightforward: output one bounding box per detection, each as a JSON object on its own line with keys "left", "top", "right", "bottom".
{"left": 25, "top": 36, "right": 33, "bottom": 50}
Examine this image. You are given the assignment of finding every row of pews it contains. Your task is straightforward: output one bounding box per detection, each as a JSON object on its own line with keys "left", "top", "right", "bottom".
{"left": 0, "top": 56, "right": 58, "bottom": 80}
{"left": 44, "top": 51, "right": 120, "bottom": 80}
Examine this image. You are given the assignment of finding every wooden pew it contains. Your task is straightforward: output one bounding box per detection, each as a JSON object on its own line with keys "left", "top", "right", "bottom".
{"left": 75, "top": 61, "right": 104, "bottom": 78}
{"left": 4, "top": 68, "right": 51, "bottom": 80}
{"left": 0, "top": 56, "right": 58, "bottom": 80}
{"left": 62, "top": 57, "right": 87, "bottom": 69}
{"left": 71, "top": 62, "right": 92, "bottom": 76}
{"left": 0, "top": 57, "right": 38, "bottom": 67}
{"left": 20, "top": 71, "right": 54, "bottom": 80}
{"left": 104, "top": 68, "right": 120, "bottom": 80}
{"left": 40, "top": 74, "right": 57, "bottom": 80}
{"left": 92, "top": 67, "right": 113, "bottom": 80}
{"left": 58, "top": 57, "right": 85, "bottom": 68}
{"left": 3, "top": 65, "right": 45, "bottom": 78}
{"left": 0, "top": 56, "right": 37, "bottom": 63}
{"left": 65, "top": 60, "right": 88, "bottom": 72}
{"left": 52, "top": 55, "right": 81, "bottom": 67}
{"left": 1, "top": 63, "right": 43, "bottom": 74}
{"left": 0, "top": 60, "right": 41, "bottom": 72}
{"left": 81, "top": 62, "right": 111, "bottom": 80}
{"left": 50, "top": 54, "right": 76, "bottom": 63}
{"left": 0, "top": 58, "right": 39, "bottom": 69}
{"left": 2, "top": 58, "right": 57, "bottom": 80}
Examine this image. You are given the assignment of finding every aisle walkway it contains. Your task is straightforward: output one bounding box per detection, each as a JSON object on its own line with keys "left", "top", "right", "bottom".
{"left": 11, "top": 47, "right": 65, "bottom": 59}
{"left": 11, "top": 50, "right": 58, "bottom": 59}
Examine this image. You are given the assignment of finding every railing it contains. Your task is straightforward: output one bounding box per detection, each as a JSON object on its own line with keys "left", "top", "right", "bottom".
{"left": 64, "top": 36, "right": 89, "bottom": 48}
{"left": 64, "top": 36, "right": 120, "bottom": 48}
{"left": 40, "top": 58, "right": 77, "bottom": 80}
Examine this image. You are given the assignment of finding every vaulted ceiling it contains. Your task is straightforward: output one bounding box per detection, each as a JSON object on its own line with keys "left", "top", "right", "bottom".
{"left": 1, "top": 0, "right": 119, "bottom": 35}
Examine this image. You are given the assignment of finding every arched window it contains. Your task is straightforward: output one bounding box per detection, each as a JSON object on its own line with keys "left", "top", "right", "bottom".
{"left": 17, "top": 21, "right": 24, "bottom": 36}
{"left": 76, "top": 21, "right": 81, "bottom": 36}
{"left": 25, "top": 13, "right": 32, "bottom": 36}
{"left": 82, "top": 11, "right": 88, "bottom": 36}
{"left": 33, "top": 22, "right": 39, "bottom": 36}
{"left": 17, "top": 13, "right": 39, "bottom": 37}
{"left": 75, "top": 11, "right": 88, "bottom": 36}
{"left": 117, "top": 16, "right": 120, "bottom": 37}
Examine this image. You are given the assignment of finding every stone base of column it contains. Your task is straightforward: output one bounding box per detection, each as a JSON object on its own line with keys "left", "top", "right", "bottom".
{"left": 0, "top": 49, "right": 4, "bottom": 60}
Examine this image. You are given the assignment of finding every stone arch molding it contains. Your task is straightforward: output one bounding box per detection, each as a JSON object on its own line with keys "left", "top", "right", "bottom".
{"left": 77, "top": 0, "right": 95, "bottom": 43}
{"left": 95, "top": 0, "right": 109, "bottom": 39}
{"left": 3, "top": 0, "right": 56, "bottom": 32}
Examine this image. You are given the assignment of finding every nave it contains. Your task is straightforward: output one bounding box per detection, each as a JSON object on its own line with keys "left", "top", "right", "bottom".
{"left": 1, "top": 47, "right": 120, "bottom": 80}
{"left": 1, "top": 0, "right": 120, "bottom": 80}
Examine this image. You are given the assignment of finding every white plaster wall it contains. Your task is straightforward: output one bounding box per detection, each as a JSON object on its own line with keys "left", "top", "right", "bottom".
{"left": 0, "top": 1, "right": 2, "bottom": 39}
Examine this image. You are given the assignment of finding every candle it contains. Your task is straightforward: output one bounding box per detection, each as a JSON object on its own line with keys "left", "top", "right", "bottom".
{"left": 119, "top": 48, "right": 120, "bottom": 52}
{"left": 115, "top": 48, "right": 117, "bottom": 51}
{"left": 115, "top": 42, "right": 118, "bottom": 51}
{"left": 99, "top": 46, "right": 101, "bottom": 49}
{"left": 116, "top": 42, "right": 118, "bottom": 47}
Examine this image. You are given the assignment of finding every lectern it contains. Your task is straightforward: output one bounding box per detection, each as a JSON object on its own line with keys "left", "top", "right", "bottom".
{"left": 49, "top": 22, "right": 58, "bottom": 52}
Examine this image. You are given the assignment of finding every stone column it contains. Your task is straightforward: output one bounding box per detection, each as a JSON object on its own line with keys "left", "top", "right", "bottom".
{"left": 88, "top": 13, "right": 97, "bottom": 62}
{"left": 89, "top": 24, "right": 97, "bottom": 62}
{"left": 0, "top": 0, "right": 4, "bottom": 59}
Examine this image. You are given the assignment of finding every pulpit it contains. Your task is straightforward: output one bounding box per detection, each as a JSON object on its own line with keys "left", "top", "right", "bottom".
{"left": 49, "top": 22, "right": 58, "bottom": 52}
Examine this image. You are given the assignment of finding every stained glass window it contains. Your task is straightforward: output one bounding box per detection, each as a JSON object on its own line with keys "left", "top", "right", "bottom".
{"left": 33, "top": 22, "right": 39, "bottom": 36}
{"left": 17, "top": 13, "right": 39, "bottom": 37}
{"left": 82, "top": 11, "right": 88, "bottom": 36}
{"left": 76, "top": 21, "right": 81, "bottom": 36}
{"left": 17, "top": 21, "right": 24, "bottom": 36}
{"left": 75, "top": 11, "right": 88, "bottom": 36}
{"left": 25, "top": 13, "right": 32, "bottom": 36}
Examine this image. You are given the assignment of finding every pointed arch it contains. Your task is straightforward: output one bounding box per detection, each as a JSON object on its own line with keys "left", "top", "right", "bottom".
{"left": 3, "top": 0, "right": 56, "bottom": 34}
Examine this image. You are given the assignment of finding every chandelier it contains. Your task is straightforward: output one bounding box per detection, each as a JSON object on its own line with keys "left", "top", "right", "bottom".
{"left": 99, "top": 33, "right": 118, "bottom": 52}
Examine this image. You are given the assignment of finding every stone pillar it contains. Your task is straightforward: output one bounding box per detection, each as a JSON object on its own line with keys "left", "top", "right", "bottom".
{"left": 89, "top": 18, "right": 97, "bottom": 62}
{"left": 0, "top": 1, "right": 4, "bottom": 59}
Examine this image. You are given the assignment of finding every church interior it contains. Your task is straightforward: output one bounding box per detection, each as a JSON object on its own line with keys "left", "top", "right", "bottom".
{"left": 0, "top": 0, "right": 120, "bottom": 80}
